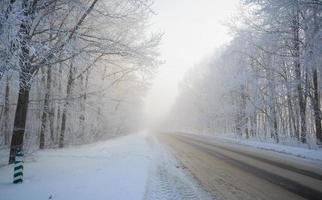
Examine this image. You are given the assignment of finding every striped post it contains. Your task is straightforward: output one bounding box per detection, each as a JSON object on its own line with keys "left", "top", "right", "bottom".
{"left": 13, "top": 151, "right": 23, "bottom": 184}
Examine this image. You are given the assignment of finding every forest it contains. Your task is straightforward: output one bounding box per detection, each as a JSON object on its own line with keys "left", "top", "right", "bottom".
{"left": 167, "top": 0, "right": 322, "bottom": 147}
{"left": 0, "top": 0, "right": 160, "bottom": 163}
{"left": 1, "top": 1, "right": 322, "bottom": 200}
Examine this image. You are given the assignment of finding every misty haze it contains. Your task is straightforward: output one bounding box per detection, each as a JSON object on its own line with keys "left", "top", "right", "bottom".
{"left": 0, "top": 0, "right": 322, "bottom": 200}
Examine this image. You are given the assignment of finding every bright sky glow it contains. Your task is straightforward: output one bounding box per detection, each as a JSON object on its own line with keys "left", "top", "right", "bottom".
{"left": 144, "top": 0, "right": 240, "bottom": 124}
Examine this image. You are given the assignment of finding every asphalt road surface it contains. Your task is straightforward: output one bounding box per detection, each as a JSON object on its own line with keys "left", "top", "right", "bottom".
{"left": 158, "top": 133, "right": 322, "bottom": 200}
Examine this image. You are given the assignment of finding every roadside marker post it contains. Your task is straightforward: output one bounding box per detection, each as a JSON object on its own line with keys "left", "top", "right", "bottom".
{"left": 13, "top": 151, "right": 23, "bottom": 184}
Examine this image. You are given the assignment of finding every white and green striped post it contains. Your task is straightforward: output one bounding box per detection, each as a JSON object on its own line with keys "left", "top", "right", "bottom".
{"left": 13, "top": 151, "right": 23, "bottom": 184}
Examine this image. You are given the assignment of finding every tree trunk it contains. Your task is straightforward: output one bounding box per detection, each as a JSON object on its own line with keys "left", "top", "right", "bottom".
{"left": 8, "top": 0, "right": 32, "bottom": 163}
{"left": 59, "top": 106, "right": 67, "bottom": 148}
{"left": 3, "top": 76, "right": 10, "bottom": 145}
{"left": 49, "top": 105, "right": 55, "bottom": 143}
{"left": 59, "top": 63, "right": 74, "bottom": 148}
{"left": 313, "top": 67, "right": 321, "bottom": 143}
{"left": 55, "top": 105, "right": 61, "bottom": 144}
{"left": 55, "top": 64, "right": 63, "bottom": 144}
{"left": 292, "top": 1, "right": 306, "bottom": 143}
{"left": 236, "top": 84, "right": 247, "bottom": 137}
{"left": 8, "top": 81, "right": 31, "bottom": 164}
{"left": 312, "top": 0, "right": 322, "bottom": 144}
{"left": 245, "top": 118, "right": 249, "bottom": 139}
{"left": 286, "top": 80, "right": 296, "bottom": 137}
{"left": 39, "top": 66, "right": 52, "bottom": 149}
{"left": 3, "top": 77, "right": 10, "bottom": 143}
{"left": 79, "top": 70, "right": 89, "bottom": 139}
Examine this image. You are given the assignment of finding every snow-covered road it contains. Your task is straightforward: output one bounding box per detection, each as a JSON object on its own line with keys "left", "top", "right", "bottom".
{"left": 0, "top": 133, "right": 210, "bottom": 200}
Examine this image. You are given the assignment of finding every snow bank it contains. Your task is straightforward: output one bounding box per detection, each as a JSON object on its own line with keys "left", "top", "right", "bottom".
{"left": 0, "top": 134, "right": 150, "bottom": 200}
{"left": 188, "top": 133, "right": 322, "bottom": 162}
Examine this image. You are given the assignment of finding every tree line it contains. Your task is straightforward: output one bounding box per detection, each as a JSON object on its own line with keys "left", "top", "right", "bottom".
{"left": 167, "top": 0, "right": 322, "bottom": 147}
{"left": 0, "top": 0, "right": 160, "bottom": 164}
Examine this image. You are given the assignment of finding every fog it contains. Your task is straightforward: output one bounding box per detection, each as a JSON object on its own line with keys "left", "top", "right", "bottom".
{"left": 144, "top": 0, "right": 239, "bottom": 125}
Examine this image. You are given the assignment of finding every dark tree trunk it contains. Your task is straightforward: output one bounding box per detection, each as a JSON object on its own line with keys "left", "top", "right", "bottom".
{"left": 312, "top": 0, "right": 322, "bottom": 144}
{"left": 2, "top": 76, "right": 11, "bottom": 145}
{"left": 59, "top": 63, "right": 74, "bottom": 148}
{"left": 55, "top": 105, "right": 61, "bottom": 144}
{"left": 49, "top": 105, "right": 55, "bottom": 143}
{"left": 245, "top": 118, "right": 249, "bottom": 139}
{"left": 272, "top": 114, "right": 279, "bottom": 143}
{"left": 8, "top": 81, "right": 31, "bottom": 164}
{"left": 313, "top": 68, "right": 321, "bottom": 143}
{"left": 59, "top": 106, "right": 67, "bottom": 148}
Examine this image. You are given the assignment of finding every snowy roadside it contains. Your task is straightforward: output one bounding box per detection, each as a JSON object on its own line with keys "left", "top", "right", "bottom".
{"left": 182, "top": 132, "right": 322, "bottom": 162}
{"left": 0, "top": 132, "right": 211, "bottom": 200}
{"left": 0, "top": 134, "right": 151, "bottom": 200}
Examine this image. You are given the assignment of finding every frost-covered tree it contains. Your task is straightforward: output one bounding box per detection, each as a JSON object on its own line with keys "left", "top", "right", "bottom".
{"left": 166, "top": 0, "right": 322, "bottom": 147}
{"left": 0, "top": 0, "right": 160, "bottom": 163}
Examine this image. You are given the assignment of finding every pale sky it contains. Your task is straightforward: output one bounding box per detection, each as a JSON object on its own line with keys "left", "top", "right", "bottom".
{"left": 144, "top": 0, "right": 239, "bottom": 124}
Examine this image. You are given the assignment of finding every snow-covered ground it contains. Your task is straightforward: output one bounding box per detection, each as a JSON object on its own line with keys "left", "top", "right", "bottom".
{"left": 185, "top": 132, "right": 322, "bottom": 162}
{"left": 0, "top": 133, "right": 210, "bottom": 200}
